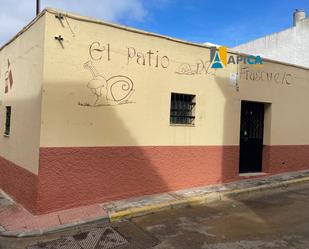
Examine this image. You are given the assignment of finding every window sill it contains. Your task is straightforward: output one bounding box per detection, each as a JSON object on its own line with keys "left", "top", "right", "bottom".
{"left": 169, "top": 124, "right": 195, "bottom": 127}
{"left": 3, "top": 134, "right": 10, "bottom": 138}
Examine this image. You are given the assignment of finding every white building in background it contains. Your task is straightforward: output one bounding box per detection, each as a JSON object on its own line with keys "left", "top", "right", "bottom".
{"left": 233, "top": 9, "right": 309, "bottom": 67}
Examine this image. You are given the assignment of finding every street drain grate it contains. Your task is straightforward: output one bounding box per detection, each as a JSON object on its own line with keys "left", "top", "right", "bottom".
{"left": 26, "top": 227, "right": 128, "bottom": 249}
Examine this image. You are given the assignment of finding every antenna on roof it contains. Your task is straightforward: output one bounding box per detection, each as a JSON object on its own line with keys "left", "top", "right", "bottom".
{"left": 36, "top": 0, "right": 40, "bottom": 16}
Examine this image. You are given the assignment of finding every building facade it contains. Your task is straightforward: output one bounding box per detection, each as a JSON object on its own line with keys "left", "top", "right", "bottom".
{"left": 0, "top": 8, "right": 309, "bottom": 214}
{"left": 234, "top": 10, "right": 309, "bottom": 67}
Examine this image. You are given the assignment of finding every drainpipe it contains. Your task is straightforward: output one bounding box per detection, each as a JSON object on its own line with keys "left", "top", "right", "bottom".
{"left": 36, "top": 0, "right": 40, "bottom": 16}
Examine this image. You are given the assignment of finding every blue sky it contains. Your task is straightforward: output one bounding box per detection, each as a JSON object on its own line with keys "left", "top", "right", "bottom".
{"left": 0, "top": 0, "right": 308, "bottom": 47}
{"left": 123, "top": 0, "right": 309, "bottom": 46}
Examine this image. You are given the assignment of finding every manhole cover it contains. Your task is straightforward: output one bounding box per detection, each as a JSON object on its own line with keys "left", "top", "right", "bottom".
{"left": 26, "top": 227, "right": 128, "bottom": 249}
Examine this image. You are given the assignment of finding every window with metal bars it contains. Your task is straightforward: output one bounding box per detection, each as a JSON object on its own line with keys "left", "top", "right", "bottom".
{"left": 4, "top": 106, "right": 11, "bottom": 136}
{"left": 170, "top": 93, "right": 196, "bottom": 125}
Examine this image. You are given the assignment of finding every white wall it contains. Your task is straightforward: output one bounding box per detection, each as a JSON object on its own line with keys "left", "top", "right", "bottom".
{"left": 233, "top": 18, "right": 309, "bottom": 67}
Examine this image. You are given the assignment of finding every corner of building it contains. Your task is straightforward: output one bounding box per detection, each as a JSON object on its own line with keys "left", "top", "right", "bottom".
{"left": 0, "top": 10, "right": 47, "bottom": 214}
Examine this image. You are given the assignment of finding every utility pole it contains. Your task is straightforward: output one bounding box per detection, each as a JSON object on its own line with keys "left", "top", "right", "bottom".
{"left": 36, "top": 0, "right": 40, "bottom": 16}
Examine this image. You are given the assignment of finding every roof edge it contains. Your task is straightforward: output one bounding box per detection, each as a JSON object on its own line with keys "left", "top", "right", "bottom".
{"left": 1, "top": 7, "right": 308, "bottom": 71}
{"left": 0, "top": 9, "right": 47, "bottom": 52}
{"left": 45, "top": 8, "right": 309, "bottom": 70}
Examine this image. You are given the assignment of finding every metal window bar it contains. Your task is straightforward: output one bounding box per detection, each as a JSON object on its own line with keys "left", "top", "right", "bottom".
{"left": 170, "top": 93, "right": 195, "bottom": 124}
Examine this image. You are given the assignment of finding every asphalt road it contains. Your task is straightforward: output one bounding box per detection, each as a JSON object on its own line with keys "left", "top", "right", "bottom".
{"left": 1, "top": 183, "right": 309, "bottom": 249}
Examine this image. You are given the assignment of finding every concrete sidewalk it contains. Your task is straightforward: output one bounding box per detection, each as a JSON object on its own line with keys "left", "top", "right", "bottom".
{"left": 1, "top": 170, "right": 309, "bottom": 237}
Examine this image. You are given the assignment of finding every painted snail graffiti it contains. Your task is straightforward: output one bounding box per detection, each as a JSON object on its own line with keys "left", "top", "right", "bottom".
{"left": 81, "top": 61, "right": 134, "bottom": 106}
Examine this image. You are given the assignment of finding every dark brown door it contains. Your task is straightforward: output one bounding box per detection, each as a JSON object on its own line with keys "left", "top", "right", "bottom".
{"left": 239, "top": 101, "right": 265, "bottom": 173}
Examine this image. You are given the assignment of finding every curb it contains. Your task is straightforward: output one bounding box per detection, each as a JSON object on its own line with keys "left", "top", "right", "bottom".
{"left": 1, "top": 174, "right": 309, "bottom": 237}
{"left": 108, "top": 176, "right": 309, "bottom": 222}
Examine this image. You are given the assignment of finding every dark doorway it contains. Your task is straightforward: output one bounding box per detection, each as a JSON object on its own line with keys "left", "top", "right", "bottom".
{"left": 239, "top": 101, "right": 265, "bottom": 173}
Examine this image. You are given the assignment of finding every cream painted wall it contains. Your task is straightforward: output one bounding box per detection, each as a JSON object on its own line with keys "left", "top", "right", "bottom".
{"left": 235, "top": 61, "right": 309, "bottom": 145}
{"left": 0, "top": 16, "right": 45, "bottom": 174}
{"left": 40, "top": 9, "right": 309, "bottom": 147}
